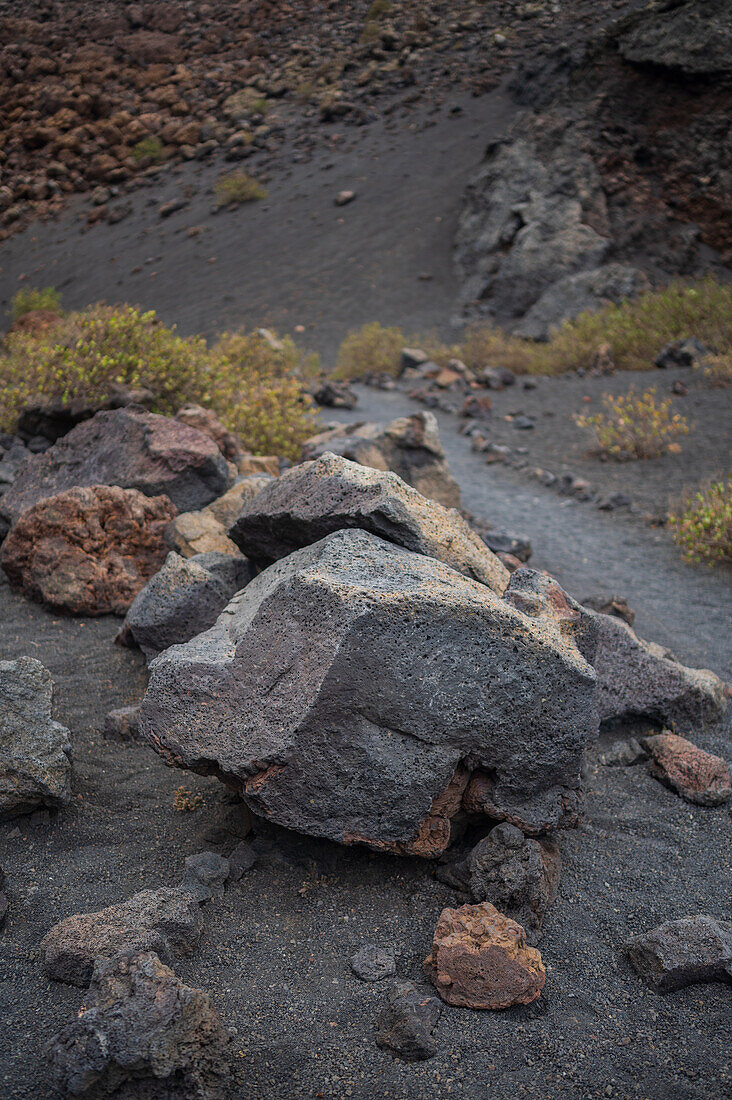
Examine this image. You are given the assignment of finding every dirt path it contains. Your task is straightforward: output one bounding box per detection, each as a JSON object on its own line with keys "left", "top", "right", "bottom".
{"left": 329, "top": 386, "right": 732, "bottom": 680}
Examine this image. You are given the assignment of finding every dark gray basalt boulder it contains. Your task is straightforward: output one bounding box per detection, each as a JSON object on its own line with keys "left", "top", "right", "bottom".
{"left": 0, "top": 407, "right": 232, "bottom": 527}
{"left": 625, "top": 915, "right": 732, "bottom": 993}
{"left": 139, "top": 531, "right": 597, "bottom": 853}
{"left": 228, "top": 452, "right": 508, "bottom": 593}
{"left": 121, "top": 551, "right": 254, "bottom": 661}
{"left": 587, "top": 609, "right": 727, "bottom": 727}
{"left": 1, "top": 656, "right": 72, "bottom": 820}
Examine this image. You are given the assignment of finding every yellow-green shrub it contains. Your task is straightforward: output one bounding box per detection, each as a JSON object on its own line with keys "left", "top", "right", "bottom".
{"left": 10, "top": 286, "right": 63, "bottom": 322}
{"left": 214, "top": 172, "right": 268, "bottom": 207}
{"left": 574, "top": 387, "right": 689, "bottom": 460}
{"left": 333, "top": 322, "right": 406, "bottom": 379}
{"left": 703, "top": 353, "right": 732, "bottom": 387}
{"left": 670, "top": 477, "right": 732, "bottom": 565}
{"left": 0, "top": 306, "right": 319, "bottom": 461}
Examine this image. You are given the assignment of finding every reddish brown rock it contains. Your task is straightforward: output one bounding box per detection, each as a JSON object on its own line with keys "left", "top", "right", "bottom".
{"left": 643, "top": 731, "right": 731, "bottom": 807}
{"left": 6, "top": 309, "right": 64, "bottom": 338}
{"left": 175, "top": 404, "right": 242, "bottom": 462}
{"left": 1, "top": 485, "right": 175, "bottom": 616}
{"left": 424, "top": 902, "right": 546, "bottom": 1009}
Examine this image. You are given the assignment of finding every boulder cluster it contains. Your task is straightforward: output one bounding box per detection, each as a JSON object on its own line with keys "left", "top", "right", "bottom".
{"left": 1, "top": 395, "right": 729, "bottom": 1090}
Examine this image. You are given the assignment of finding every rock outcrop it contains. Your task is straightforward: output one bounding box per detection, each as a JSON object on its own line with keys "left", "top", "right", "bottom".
{"left": 228, "top": 452, "right": 508, "bottom": 593}
{"left": 121, "top": 551, "right": 253, "bottom": 661}
{"left": 0, "top": 657, "right": 71, "bottom": 819}
{"left": 45, "top": 949, "right": 230, "bottom": 1099}
{"left": 140, "top": 531, "right": 597, "bottom": 852}
{"left": 1, "top": 485, "right": 176, "bottom": 615}
{"left": 0, "top": 407, "right": 231, "bottom": 527}
{"left": 41, "top": 887, "right": 203, "bottom": 987}
{"left": 375, "top": 981, "right": 441, "bottom": 1061}
{"left": 614, "top": 0, "right": 732, "bottom": 77}
{"left": 424, "top": 902, "right": 546, "bottom": 1009}
{"left": 301, "top": 412, "right": 461, "bottom": 508}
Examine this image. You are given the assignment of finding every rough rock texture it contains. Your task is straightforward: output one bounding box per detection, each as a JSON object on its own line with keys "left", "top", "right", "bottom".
{"left": 16, "top": 384, "right": 155, "bottom": 445}
{"left": 103, "top": 706, "right": 140, "bottom": 743}
{"left": 0, "top": 656, "right": 72, "bottom": 819}
{"left": 614, "top": 0, "right": 732, "bottom": 76}
{"left": 0, "top": 408, "right": 231, "bottom": 526}
{"left": 228, "top": 452, "right": 508, "bottom": 593}
{"left": 468, "top": 823, "right": 560, "bottom": 944}
{"left": 45, "top": 949, "right": 230, "bottom": 1099}
{"left": 175, "top": 404, "right": 243, "bottom": 462}
{"left": 41, "top": 887, "right": 203, "bottom": 987}
{"left": 625, "top": 915, "right": 732, "bottom": 993}
{"left": 643, "top": 732, "right": 731, "bottom": 807}
{"left": 1, "top": 486, "right": 176, "bottom": 616}
{"left": 0, "top": 865, "right": 6, "bottom": 929}
{"left": 514, "top": 263, "right": 649, "bottom": 340}
{"left": 121, "top": 551, "right": 253, "bottom": 661}
{"left": 182, "top": 852, "right": 230, "bottom": 903}
{"left": 165, "top": 510, "right": 239, "bottom": 559}
{"left": 350, "top": 945, "right": 397, "bottom": 983}
{"left": 139, "top": 531, "right": 597, "bottom": 852}
{"left": 301, "top": 412, "right": 461, "bottom": 508}
{"left": 375, "top": 981, "right": 441, "bottom": 1062}
{"left": 235, "top": 454, "right": 280, "bottom": 478}
{"left": 455, "top": 134, "right": 611, "bottom": 328}
{"left": 166, "top": 479, "right": 272, "bottom": 559}
{"left": 424, "top": 902, "right": 546, "bottom": 1009}
{"left": 588, "top": 609, "right": 727, "bottom": 726}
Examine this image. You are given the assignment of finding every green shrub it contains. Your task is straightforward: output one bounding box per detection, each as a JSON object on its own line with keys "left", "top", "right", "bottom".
{"left": 214, "top": 172, "right": 268, "bottom": 207}
{"left": 333, "top": 322, "right": 406, "bottom": 379}
{"left": 131, "top": 136, "right": 167, "bottom": 164}
{"left": 10, "top": 286, "right": 63, "bottom": 322}
{"left": 670, "top": 477, "right": 732, "bottom": 565}
{"left": 0, "top": 306, "right": 319, "bottom": 460}
{"left": 574, "top": 387, "right": 689, "bottom": 460}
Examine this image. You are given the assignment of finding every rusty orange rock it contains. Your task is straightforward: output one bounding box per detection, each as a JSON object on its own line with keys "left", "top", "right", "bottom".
{"left": 424, "top": 902, "right": 546, "bottom": 1009}
{"left": 1, "top": 485, "right": 175, "bottom": 615}
{"left": 644, "top": 731, "right": 731, "bottom": 807}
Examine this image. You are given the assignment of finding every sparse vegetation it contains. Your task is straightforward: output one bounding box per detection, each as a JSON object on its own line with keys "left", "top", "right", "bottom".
{"left": 10, "top": 286, "right": 63, "bottom": 322}
{"left": 0, "top": 305, "right": 319, "bottom": 460}
{"left": 574, "top": 387, "right": 690, "bottom": 461}
{"left": 670, "top": 477, "right": 732, "bottom": 565}
{"left": 333, "top": 321, "right": 406, "bottom": 379}
{"left": 703, "top": 353, "right": 732, "bottom": 387}
{"left": 131, "top": 136, "right": 167, "bottom": 165}
{"left": 367, "top": 0, "right": 392, "bottom": 17}
{"left": 173, "top": 786, "right": 203, "bottom": 812}
{"left": 214, "top": 172, "right": 268, "bottom": 208}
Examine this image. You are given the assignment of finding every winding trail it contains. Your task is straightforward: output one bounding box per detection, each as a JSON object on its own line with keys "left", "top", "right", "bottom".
{"left": 331, "top": 387, "right": 732, "bottom": 680}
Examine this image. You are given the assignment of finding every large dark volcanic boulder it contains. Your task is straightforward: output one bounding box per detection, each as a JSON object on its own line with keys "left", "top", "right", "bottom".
{"left": 0, "top": 407, "right": 231, "bottom": 527}
{"left": 228, "top": 452, "right": 509, "bottom": 593}
{"left": 1, "top": 656, "right": 72, "bottom": 820}
{"left": 301, "top": 412, "right": 461, "bottom": 508}
{"left": 614, "top": 0, "right": 732, "bottom": 76}
{"left": 121, "top": 551, "right": 254, "bottom": 661}
{"left": 1, "top": 485, "right": 176, "bottom": 616}
{"left": 139, "top": 532, "right": 598, "bottom": 852}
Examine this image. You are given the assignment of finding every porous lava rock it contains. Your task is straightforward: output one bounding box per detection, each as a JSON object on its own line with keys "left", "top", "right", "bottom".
{"left": 350, "top": 945, "right": 396, "bottom": 983}
{"left": 588, "top": 609, "right": 727, "bottom": 726}
{"left": 468, "top": 823, "right": 560, "bottom": 943}
{"left": 228, "top": 452, "right": 508, "bottom": 593}
{"left": 45, "top": 949, "right": 230, "bottom": 1098}
{"left": 0, "top": 408, "right": 231, "bottom": 526}
{"left": 375, "top": 980, "right": 442, "bottom": 1061}
{"left": 175, "top": 404, "right": 243, "bottom": 463}
{"left": 166, "top": 478, "right": 272, "bottom": 559}
{"left": 121, "top": 551, "right": 253, "bottom": 661}
{"left": 0, "top": 656, "right": 72, "bottom": 819}
{"left": 614, "top": 0, "right": 732, "bottom": 76}
{"left": 643, "top": 732, "right": 731, "bottom": 807}
{"left": 1, "top": 486, "right": 175, "bottom": 615}
{"left": 301, "top": 411, "right": 461, "bottom": 508}
{"left": 625, "top": 915, "right": 732, "bottom": 993}
{"left": 424, "top": 902, "right": 546, "bottom": 1009}
{"left": 139, "top": 531, "right": 597, "bottom": 853}
{"left": 41, "top": 887, "right": 203, "bottom": 987}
